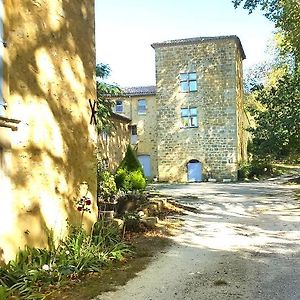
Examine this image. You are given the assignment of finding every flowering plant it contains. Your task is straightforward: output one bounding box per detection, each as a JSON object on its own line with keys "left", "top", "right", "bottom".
{"left": 76, "top": 195, "right": 92, "bottom": 213}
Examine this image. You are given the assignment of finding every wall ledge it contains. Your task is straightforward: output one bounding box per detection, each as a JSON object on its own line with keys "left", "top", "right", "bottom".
{"left": 0, "top": 116, "right": 21, "bottom": 131}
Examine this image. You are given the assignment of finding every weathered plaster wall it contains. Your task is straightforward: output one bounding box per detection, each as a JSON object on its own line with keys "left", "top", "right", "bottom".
{"left": 154, "top": 38, "right": 244, "bottom": 182}
{"left": 0, "top": 0, "right": 97, "bottom": 263}
{"left": 98, "top": 115, "right": 130, "bottom": 172}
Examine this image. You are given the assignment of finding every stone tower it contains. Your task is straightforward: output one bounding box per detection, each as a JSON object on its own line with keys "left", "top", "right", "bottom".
{"left": 152, "top": 36, "right": 246, "bottom": 182}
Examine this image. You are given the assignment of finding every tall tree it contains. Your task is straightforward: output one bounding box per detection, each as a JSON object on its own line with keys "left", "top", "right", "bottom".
{"left": 248, "top": 69, "right": 300, "bottom": 161}
{"left": 95, "top": 64, "right": 121, "bottom": 131}
{"left": 233, "top": 0, "right": 300, "bottom": 162}
{"left": 233, "top": 0, "right": 300, "bottom": 64}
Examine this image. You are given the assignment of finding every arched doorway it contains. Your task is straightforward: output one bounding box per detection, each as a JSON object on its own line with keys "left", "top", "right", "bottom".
{"left": 187, "top": 159, "right": 202, "bottom": 182}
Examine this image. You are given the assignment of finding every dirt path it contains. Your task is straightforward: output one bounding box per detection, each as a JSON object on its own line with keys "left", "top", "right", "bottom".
{"left": 94, "top": 182, "right": 300, "bottom": 300}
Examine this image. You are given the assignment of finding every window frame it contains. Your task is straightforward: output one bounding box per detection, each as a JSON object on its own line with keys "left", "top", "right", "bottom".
{"left": 180, "top": 72, "right": 197, "bottom": 93}
{"left": 130, "top": 124, "right": 138, "bottom": 144}
{"left": 181, "top": 107, "right": 198, "bottom": 128}
{"left": 137, "top": 99, "right": 147, "bottom": 115}
{"left": 115, "top": 100, "right": 124, "bottom": 113}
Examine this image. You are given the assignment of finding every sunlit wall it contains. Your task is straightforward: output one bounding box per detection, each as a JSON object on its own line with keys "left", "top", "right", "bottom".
{"left": 0, "top": 0, "right": 97, "bottom": 263}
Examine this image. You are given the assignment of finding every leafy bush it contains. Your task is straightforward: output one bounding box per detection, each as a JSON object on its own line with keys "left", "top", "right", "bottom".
{"left": 118, "top": 145, "right": 144, "bottom": 174}
{"left": 237, "top": 162, "right": 251, "bottom": 180}
{"left": 0, "top": 221, "right": 130, "bottom": 299}
{"left": 115, "top": 146, "right": 146, "bottom": 192}
{"left": 249, "top": 161, "right": 273, "bottom": 178}
{"left": 115, "top": 168, "right": 130, "bottom": 191}
{"left": 128, "top": 170, "right": 146, "bottom": 191}
{"left": 115, "top": 169, "right": 146, "bottom": 192}
{"left": 238, "top": 160, "right": 279, "bottom": 180}
{"left": 98, "top": 170, "right": 117, "bottom": 201}
{"left": 123, "top": 212, "right": 142, "bottom": 232}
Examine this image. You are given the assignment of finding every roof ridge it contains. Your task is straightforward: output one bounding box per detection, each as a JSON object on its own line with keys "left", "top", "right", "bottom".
{"left": 121, "top": 86, "right": 157, "bottom": 96}
{"left": 151, "top": 35, "right": 246, "bottom": 59}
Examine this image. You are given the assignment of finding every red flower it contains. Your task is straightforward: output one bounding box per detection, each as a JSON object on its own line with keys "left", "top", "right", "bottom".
{"left": 77, "top": 206, "right": 83, "bottom": 211}
{"left": 85, "top": 199, "right": 91, "bottom": 205}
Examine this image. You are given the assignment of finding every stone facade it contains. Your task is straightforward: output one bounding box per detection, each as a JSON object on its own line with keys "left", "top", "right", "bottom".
{"left": 0, "top": 0, "right": 97, "bottom": 263}
{"left": 152, "top": 36, "right": 246, "bottom": 182}
{"left": 112, "top": 35, "right": 246, "bottom": 183}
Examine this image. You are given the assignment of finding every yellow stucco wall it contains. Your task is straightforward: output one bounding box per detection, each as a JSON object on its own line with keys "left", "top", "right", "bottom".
{"left": 98, "top": 115, "right": 130, "bottom": 172}
{"left": 0, "top": 0, "right": 97, "bottom": 263}
{"left": 112, "top": 95, "right": 158, "bottom": 178}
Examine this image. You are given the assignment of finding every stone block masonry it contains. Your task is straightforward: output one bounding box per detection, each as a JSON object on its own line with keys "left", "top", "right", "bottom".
{"left": 152, "top": 36, "right": 246, "bottom": 182}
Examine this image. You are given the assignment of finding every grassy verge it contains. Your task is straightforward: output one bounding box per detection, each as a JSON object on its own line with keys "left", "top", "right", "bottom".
{"left": 45, "top": 219, "right": 181, "bottom": 300}
{"left": 0, "top": 221, "right": 130, "bottom": 300}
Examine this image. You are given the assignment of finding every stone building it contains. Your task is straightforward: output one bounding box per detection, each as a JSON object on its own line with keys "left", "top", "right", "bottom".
{"left": 0, "top": 0, "right": 97, "bottom": 263}
{"left": 113, "top": 35, "right": 247, "bottom": 182}
{"left": 153, "top": 36, "right": 246, "bottom": 182}
{"left": 113, "top": 86, "right": 158, "bottom": 179}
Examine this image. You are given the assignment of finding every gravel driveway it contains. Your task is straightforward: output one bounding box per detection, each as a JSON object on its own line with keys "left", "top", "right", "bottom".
{"left": 95, "top": 181, "right": 300, "bottom": 300}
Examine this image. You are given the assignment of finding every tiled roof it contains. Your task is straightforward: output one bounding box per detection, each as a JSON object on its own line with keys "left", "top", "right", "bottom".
{"left": 122, "top": 86, "right": 156, "bottom": 96}
{"left": 111, "top": 112, "right": 131, "bottom": 123}
{"left": 151, "top": 35, "right": 246, "bottom": 60}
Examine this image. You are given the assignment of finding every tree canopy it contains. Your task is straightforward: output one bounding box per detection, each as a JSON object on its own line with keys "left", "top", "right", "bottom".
{"left": 233, "top": 0, "right": 300, "bottom": 64}
{"left": 95, "top": 64, "right": 121, "bottom": 131}
{"left": 233, "top": 0, "right": 300, "bottom": 162}
{"left": 248, "top": 69, "right": 300, "bottom": 160}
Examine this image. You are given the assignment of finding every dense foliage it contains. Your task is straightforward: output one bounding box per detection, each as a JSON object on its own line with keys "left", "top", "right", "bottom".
{"left": 96, "top": 63, "right": 121, "bottom": 131}
{"left": 233, "top": 0, "right": 300, "bottom": 162}
{"left": 98, "top": 170, "right": 117, "bottom": 201}
{"left": 248, "top": 69, "right": 300, "bottom": 160}
{"left": 238, "top": 160, "right": 279, "bottom": 180}
{"left": 233, "top": 0, "right": 300, "bottom": 63}
{"left": 115, "top": 145, "right": 146, "bottom": 192}
{"left": 118, "top": 145, "right": 144, "bottom": 173}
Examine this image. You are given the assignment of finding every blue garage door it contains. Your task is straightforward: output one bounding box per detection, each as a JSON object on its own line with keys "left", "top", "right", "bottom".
{"left": 187, "top": 160, "right": 202, "bottom": 182}
{"left": 138, "top": 155, "right": 151, "bottom": 177}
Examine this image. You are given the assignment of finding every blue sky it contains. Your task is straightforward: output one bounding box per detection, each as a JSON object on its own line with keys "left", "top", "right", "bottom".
{"left": 96, "top": 0, "right": 275, "bottom": 87}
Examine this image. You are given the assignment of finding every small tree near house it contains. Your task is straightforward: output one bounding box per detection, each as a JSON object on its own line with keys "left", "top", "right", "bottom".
{"left": 115, "top": 145, "right": 146, "bottom": 192}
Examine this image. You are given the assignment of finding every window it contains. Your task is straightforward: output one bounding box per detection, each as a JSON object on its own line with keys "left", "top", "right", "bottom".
{"left": 115, "top": 100, "right": 123, "bottom": 113}
{"left": 181, "top": 107, "right": 198, "bottom": 128}
{"left": 180, "top": 72, "right": 197, "bottom": 92}
{"left": 130, "top": 125, "right": 137, "bottom": 144}
{"left": 138, "top": 99, "right": 147, "bottom": 114}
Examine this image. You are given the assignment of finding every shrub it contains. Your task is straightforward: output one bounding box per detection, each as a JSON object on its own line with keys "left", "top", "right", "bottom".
{"left": 115, "top": 168, "right": 130, "bottom": 191}
{"left": 128, "top": 170, "right": 146, "bottom": 191}
{"left": 237, "top": 162, "right": 251, "bottom": 180}
{"left": 115, "top": 169, "right": 146, "bottom": 192}
{"left": 118, "top": 145, "right": 144, "bottom": 174}
{"left": 238, "top": 160, "right": 277, "bottom": 180}
{"left": 123, "top": 212, "right": 142, "bottom": 232}
{"left": 249, "top": 161, "right": 273, "bottom": 178}
{"left": 98, "top": 170, "right": 117, "bottom": 201}
{"left": 115, "top": 146, "right": 146, "bottom": 192}
{"left": 0, "top": 221, "right": 131, "bottom": 299}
